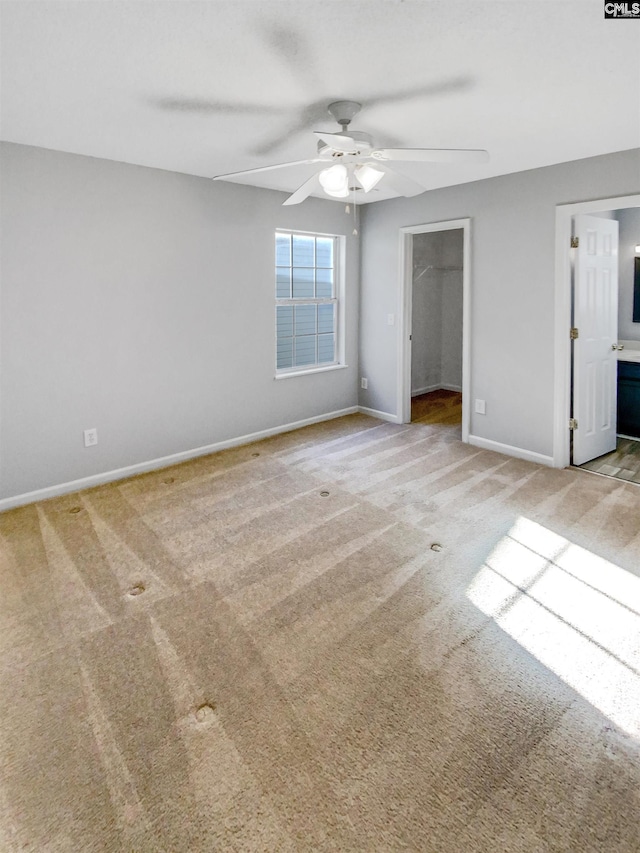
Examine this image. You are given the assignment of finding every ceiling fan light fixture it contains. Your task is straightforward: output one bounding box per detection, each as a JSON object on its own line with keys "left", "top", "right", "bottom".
{"left": 354, "top": 163, "right": 385, "bottom": 193}
{"left": 319, "top": 164, "right": 349, "bottom": 198}
{"left": 212, "top": 101, "right": 487, "bottom": 206}
{"left": 324, "top": 186, "right": 350, "bottom": 199}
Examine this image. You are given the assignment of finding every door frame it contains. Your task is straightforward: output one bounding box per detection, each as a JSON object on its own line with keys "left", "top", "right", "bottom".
{"left": 553, "top": 193, "right": 640, "bottom": 468}
{"left": 397, "top": 218, "right": 471, "bottom": 440}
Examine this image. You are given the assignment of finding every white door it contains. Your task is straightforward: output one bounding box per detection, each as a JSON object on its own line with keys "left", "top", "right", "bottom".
{"left": 572, "top": 214, "right": 619, "bottom": 466}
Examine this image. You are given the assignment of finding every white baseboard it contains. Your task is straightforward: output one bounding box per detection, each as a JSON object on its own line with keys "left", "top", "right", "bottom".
{"left": 411, "top": 383, "right": 441, "bottom": 396}
{"left": 411, "top": 383, "right": 462, "bottom": 396}
{"left": 357, "top": 406, "right": 403, "bottom": 424}
{"left": 468, "top": 434, "right": 554, "bottom": 467}
{"left": 0, "top": 406, "right": 360, "bottom": 512}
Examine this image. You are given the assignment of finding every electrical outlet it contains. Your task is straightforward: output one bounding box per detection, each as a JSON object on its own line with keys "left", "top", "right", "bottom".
{"left": 475, "top": 399, "right": 486, "bottom": 415}
{"left": 361, "top": 377, "right": 368, "bottom": 389}
{"left": 84, "top": 428, "right": 98, "bottom": 447}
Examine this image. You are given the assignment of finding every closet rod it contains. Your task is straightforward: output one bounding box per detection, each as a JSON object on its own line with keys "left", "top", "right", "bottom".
{"left": 413, "top": 265, "right": 462, "bottom": 282}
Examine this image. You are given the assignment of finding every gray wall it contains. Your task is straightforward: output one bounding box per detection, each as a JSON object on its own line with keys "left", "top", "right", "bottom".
{"left": 411, "top": 230, "right": 463, "bottom": 395}
{"left": 0, "top": 143, "right": 359, "bottom": 500}
{"left": 359, "top": 149, "right": 639, "bottom": 457}
{"left": 411, "top": 233, "right": 443, "bottom": 394}
{"left": 2, "top": 142, "right": 638, "bottom": 502}
{"left": 617, "top": 207, "right": 640, "bottom": 341}
{"left": 439, "top": 230, "right": 464, "bottom": 391}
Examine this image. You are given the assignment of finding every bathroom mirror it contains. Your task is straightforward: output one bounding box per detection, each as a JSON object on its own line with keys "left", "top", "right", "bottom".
{"left": 634, "top": 257, "right": 640, "bottom": 323}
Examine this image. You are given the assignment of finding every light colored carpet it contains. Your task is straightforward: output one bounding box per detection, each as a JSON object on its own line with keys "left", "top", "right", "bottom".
{"left": 1, "top": 413, "right": 639, "bottom": 851}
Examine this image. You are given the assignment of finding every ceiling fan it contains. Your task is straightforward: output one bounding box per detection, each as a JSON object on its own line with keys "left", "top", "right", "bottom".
{"left": 213, "top": 100, "right": 489, "bottom": 206}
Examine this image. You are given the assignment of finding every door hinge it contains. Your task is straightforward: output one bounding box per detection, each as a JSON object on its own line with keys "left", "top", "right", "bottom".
{"left": 570, "top": 327, "right": 579, "bottom": 340}
{"left": 569, "top": 418, "right": 578, "bottom": 430}
{"left": 571, "top": 237, "right": 579, "bottom": 248}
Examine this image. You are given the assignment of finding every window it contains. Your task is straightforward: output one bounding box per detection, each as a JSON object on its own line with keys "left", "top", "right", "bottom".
{"left": 275, "top": 231, "right": 343, "bottom": 374}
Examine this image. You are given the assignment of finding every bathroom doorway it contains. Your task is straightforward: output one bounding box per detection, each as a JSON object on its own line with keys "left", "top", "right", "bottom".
{"left": 570, "top": 206, "right": 640, "bottom": 484}
{"left": 554, "top": 195, "right": 640, "bottom": 483}
{"left": 398, "top": 219, "right": 471, "bottom": 439}
{"left": 553, "top": 194, "right": 640, "bottom": 469}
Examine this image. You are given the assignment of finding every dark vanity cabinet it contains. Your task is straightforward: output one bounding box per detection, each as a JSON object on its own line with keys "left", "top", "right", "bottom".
{"left": 617, "top": 360, "right": 640, "bottom": 439}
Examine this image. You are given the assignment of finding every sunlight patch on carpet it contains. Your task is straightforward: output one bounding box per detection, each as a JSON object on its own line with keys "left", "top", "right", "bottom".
{"left": 467, "top": 516, "right": 640, "bottom": 739}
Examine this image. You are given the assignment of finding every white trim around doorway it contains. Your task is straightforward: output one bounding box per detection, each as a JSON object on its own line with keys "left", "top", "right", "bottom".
{"left": 397, "top": 218, "right": 471, "bottom": 441}
{"left": 553, "top": 193, "right": 640, "bottom": 469}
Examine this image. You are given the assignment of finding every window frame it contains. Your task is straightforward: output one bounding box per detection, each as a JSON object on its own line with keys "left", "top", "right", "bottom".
{"left": 274, "top": 229, "right": 346, "bottom": 378}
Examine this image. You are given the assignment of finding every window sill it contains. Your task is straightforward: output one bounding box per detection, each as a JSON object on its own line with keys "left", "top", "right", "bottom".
{"left": 274, "top": 363, "right": 348, "bottom": 380}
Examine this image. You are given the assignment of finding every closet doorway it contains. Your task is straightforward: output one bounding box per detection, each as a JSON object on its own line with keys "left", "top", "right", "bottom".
{"left": 398, "top": 219, "right": 471, "bottom": 440}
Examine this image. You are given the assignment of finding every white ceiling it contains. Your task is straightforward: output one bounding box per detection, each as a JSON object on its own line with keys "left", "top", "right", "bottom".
{"left": 1, "top": 1, "right": 639, "bottom": 204}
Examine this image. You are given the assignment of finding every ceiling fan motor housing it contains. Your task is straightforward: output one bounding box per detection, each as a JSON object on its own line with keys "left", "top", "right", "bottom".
{"left": 317, "top": 130, "right": 373, "bottom": 157}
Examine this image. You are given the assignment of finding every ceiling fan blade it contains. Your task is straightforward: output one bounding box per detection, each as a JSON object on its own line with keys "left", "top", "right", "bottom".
{"left": 365, "top": 76, "right": 474, "bottom": 109}
{"left": 153, "top": 97, "right": 286, "bottom": 116}
{"left": 259, "top": 24, "right": 323, "bottom": 92}
{"left": 372, "top": 148, "right": 489, "bottom": 164}
{"left": 250, "top": 101, "right": 331, "bottom": 156}
{"left": 313, "top": 131, "right": 357, "bottom": 152}
{"left": 282, "top": 173, "right": 321, "bottom": 206}
{"left": 213, "top": 159, "right": 322, "bottom": 181}
{"left": 360, "top": 125, "right": 404, "bottom": 149}
{"left": 376, "top": 164, "right": 426, "bottom": 198}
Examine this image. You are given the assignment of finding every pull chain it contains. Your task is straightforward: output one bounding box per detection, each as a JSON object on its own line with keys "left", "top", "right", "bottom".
{"left": 352, "top": 185, "right": 358, "bottom": 236}
{"left": 344, "top": 169, "right": 358, "bottom": 236}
